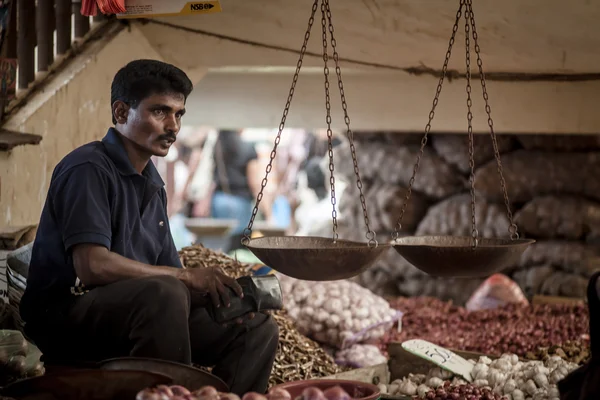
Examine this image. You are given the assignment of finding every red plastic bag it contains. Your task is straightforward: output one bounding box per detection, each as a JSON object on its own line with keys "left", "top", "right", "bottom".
{"left": 466, "top": 274, "right": 529, "bottom": 311}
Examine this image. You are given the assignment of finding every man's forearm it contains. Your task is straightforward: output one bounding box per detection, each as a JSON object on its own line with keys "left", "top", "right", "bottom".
{"left": 73, "top": 244, "right": 187, "bottom": 287}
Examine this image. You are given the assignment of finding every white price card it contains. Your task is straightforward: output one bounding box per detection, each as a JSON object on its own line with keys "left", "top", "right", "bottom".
{"left": 117, "top": 0, "right": 222, "bottom": 19}
{"left": 401, "top": 339, "right": 474, "bottom": 382}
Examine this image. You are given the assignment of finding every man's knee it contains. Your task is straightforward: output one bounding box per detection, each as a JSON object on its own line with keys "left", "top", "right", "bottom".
{"left": 132, "top": 275, "right": 190, "bottom": 314}
{"left": 256, "top": 314, "right": 279, "bottom": 349}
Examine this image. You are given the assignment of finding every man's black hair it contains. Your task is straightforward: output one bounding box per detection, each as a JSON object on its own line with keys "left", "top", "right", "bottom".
{"left": 110, "top": 59, "right": 193, "bottom": 124}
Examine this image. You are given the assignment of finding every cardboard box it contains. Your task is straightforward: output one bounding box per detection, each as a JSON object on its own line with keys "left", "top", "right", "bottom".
{"left": 117, "top": 0, "right": 222, "bottom": 19}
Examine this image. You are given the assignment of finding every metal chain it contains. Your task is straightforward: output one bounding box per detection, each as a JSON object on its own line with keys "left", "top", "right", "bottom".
{"left": 324, "top": 0, "right": 377, "bottom": 247}
{"left": 321, "top": 0, "right": 339, "bottom": 242}
{"left": 241, "top": 0, "right": 320, "bottom": 245}
{"left": 391, "top": 0, "right": 465, "bottom": 241}
{"left": 466, "top": 0, "right": 520, "bottom": 240}
{"left": 464, "top": 4, "right": 478, "bottom": 248}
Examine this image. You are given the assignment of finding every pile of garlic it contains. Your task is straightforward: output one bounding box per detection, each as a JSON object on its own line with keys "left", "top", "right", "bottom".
{"left": 377, "top": 353, "right": 579, "bottom": 400}
{"left": 278, "top": 275, "right": 400, "bottom": 348}
{"left": 334, "top": 344, "right": 388, "bottom": 368}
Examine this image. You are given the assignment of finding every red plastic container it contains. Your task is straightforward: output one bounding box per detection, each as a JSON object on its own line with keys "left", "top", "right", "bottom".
{"left": 271, "top": 379, "right": 381, "bottom": 400}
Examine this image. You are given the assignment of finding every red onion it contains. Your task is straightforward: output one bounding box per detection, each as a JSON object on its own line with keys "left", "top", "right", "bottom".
{"left": 322, "top": 386, "right": 350, "bottom": 400}
{"left": 267, "top": 388, "right": 292, "bottom": 400}
{"left": 301, "top": 387, "right": 327, "bottom": 400}
{"left": 170, "top": 386, "right": 191, "bottom": 396}
{"left": 136, "top": 389, "right": 162, "bottom": 400}
{"left": 241, "top": 392, "right": 268, "bottom": 400}
{"left": 195, "top": 387, "right": 219, "bottom": 397}
{"left": 156, "top": 385, "right": 174, "bottom": 397}
{"left": 220, "top": 393, "right": 242, "bottom": 400}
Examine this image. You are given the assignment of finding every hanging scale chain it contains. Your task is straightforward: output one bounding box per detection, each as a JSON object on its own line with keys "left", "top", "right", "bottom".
{"left": 391, "top": 0, "right": 520, "bottom": 243}
{"left": 464, "top": 3, "right": 478, "bottom": 248}
{"left": 241, "top": 0, "right": 319, "bottom": 246}
{"left": 242, "top": 0, "right": 377, "bottom": 246}
{"left": 466, "top": 0, "right": 519, "bottom": 240}
{"left": 324, "top": 0, "right": 377, "bottom": 247}
{"left": 391, "top": 0, "right": 465, "bottom": 241}
{"left": 321, "top": 0, "right": 339, "bottom": 242}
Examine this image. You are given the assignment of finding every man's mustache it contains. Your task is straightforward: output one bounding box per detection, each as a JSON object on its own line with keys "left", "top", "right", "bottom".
{"left": 157, "top": 133, "right": 177, "bottom": 142}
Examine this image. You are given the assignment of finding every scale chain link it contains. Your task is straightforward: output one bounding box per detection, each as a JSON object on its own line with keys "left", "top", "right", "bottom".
{"left": 324, "top": 0, "right": 377, "bottom": 247}
{"left": 321, "top": 0, "right": 339, "bottom": 242}
{"left": 241, "top": 0, "right": 319, "bottom": 246}
{"left": 391, "top": 0, "right": 466, "bottom": 241}
{"left": 464, "top": 2, "right": 478, "bottom": 248}
{"left": 466, "top": 0, "right": 520, "bottom": 240}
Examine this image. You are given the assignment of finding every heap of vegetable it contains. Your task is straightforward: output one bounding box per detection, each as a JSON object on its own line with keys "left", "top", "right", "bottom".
{"left": 0, "top": 330, "right": 44, "bottom": 386}
{"left": 278, "top": 275, "right": 399, "bottom": 349}
{"left": 137, "top": 384, "right": 355, "bottom": 400}
{"left": 383, "top": 297, "right": 589, "bottom": 358}
{"left": 178, "top": 245, "right": 341, "bottom": 386}
{"left": 378, "top": 353, "right": 578, "bottom": 400}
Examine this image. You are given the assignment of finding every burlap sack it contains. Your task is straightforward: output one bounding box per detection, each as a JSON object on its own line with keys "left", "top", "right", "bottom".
{"left": 474, "top": 150, "right": 600, "bottom": 203}
{"left": 415, "top": 193, "right": 511, "bottom": 238}
{"left": 431, "top": 133, "right": 516, "bottom": 174}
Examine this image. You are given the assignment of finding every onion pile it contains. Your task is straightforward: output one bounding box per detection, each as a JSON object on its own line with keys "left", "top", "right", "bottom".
{"left": 137, "top": 385, "right": 355, "bottom": 400}
{"left": 378, "top": 353, "right": 577, "bottom": 400}
{"left": 279, "top": 275, "right": 400, "bottom": 349}
{"left": 419, "top": 382, "right": 508, "bottom": 400}
{"left": 382, "top": 297, "right": 589, "bottom": 357}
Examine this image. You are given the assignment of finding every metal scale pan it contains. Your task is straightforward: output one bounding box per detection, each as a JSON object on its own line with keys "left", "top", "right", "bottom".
{"left": 392, "top": 236, "right": 534, "bottom": 278}
{"left": 245, "top": 236, "right": 390, "bottom": 281}
{"left": 241, "top": 0, "right": 390, "bottom": 281}
{"left": 391, "top": 0, "right": 533, "bottom": 278}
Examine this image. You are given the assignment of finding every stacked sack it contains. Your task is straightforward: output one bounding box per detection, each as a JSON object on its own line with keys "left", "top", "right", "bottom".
{"left": 278, "top": 274, "right": 400, "bottom": 368}
{"left": 6, "top": 243, "right": 33, "bottom": 333}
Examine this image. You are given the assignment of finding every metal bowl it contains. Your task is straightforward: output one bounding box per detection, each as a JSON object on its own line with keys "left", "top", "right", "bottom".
{"left": 184, "top": 218, "right": 238, "bottom": 237}
{"left": 0, "top": 369, "right": 172, "bottom": 400}
{"left": 392, "top": 235, "right": 535, "bottom": 277}
{"left": 245, "top": 236, "right": 391, "bottom": 281}
{"left": 99, "top": 357, "right": 228, "bottom": 392}
{"left": 271, "top": 379, "right": 380, "bottom": 400}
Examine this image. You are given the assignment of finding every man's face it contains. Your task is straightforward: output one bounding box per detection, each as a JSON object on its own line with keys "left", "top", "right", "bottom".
{"left": 114, "top": 92, "right": 186, "bottom": 157}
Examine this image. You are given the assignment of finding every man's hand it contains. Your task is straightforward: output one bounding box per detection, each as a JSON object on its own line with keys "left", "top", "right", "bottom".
{"left": 180, "top": 266, "right": 243, "bottom": 308}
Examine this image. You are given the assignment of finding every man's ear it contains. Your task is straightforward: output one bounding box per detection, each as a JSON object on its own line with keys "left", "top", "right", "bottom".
{"left": 112, "top": 100, "right": 130, "bottom": 125}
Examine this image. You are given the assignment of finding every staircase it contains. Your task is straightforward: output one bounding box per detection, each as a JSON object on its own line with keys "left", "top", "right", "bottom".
{"left": 0, "top": 0, "right": 114, "bottom": 151}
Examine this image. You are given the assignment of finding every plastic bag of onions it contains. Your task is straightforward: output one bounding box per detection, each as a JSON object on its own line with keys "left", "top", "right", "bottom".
{"left": 278, "top": 275, "right": 402, "bottom": 349}
{"left": 335, "top": 344, "right": 388, "bottom": 369}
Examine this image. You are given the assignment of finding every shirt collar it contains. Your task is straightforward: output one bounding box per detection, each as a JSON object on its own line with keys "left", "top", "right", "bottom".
{"left": 101, "top": 128, "right": 165, "bottom": 187}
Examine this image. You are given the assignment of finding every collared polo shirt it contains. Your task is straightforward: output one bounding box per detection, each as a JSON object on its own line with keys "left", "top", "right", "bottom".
{"left": 20, "top": 128, "right": 182, "bottom": 322}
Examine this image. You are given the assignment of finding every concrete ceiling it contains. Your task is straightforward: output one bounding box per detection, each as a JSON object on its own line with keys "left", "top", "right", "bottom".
{"left": 131, "top": 1, "right": 600, "bottom": 133}
{"left": 149, "top": 0, "right": 600, "bottom": 74}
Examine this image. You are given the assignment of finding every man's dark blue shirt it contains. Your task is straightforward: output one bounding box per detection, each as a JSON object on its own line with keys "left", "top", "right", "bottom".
{"left": 20, "top": 128, "right": 182, "bottom": 322}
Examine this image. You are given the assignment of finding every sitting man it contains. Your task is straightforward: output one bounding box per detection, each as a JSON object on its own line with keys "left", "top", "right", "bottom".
{"left": 20, "top": 59, "right": 279, "bottom": 395}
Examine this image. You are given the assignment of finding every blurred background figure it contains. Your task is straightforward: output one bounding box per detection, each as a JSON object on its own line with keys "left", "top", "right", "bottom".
{"left": 196, "top": 130, "right": 274, "bottom": 253}
{"left": 160, "top": 126, "right": 343, "bottom": 252}
{"left": 163, "top": 126, "right": 210, "bottom": 250}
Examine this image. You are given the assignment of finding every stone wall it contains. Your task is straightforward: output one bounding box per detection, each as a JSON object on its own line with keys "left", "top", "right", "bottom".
{"left": 307, "top": 132, "right": 600, "bottom": 304}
